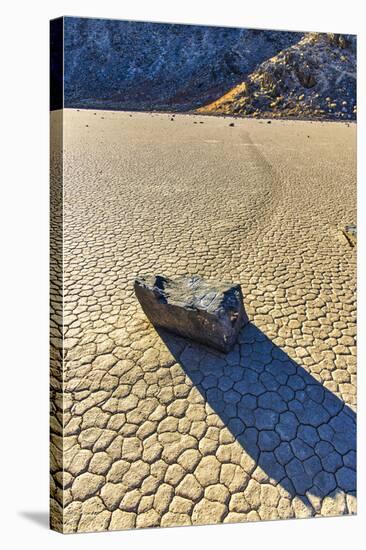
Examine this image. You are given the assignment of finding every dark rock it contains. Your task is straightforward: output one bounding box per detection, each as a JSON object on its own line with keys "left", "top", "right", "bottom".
{"left": 134, "top": 274, "right": 248, "bottom": 353}
{"left": 296, "top": 67, "right": 316, "bottom": 88}
{"left": 343, "top": 224, "right": 356, "bottom": 247}
{"left": 345, "top": 224, "right": 356, "bottom": 236}
{"left": 229, "top": 122, "right": 235, "bottom": 127}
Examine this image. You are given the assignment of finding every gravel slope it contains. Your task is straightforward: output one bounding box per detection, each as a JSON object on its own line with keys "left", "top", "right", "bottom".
{"left": 198, "top": 33, "right": 356, "bottom": 120}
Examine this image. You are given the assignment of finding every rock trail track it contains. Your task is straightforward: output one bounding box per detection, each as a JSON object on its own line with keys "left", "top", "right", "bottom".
{"left": 50, "top": 110, "right": 356, "bottom": 533}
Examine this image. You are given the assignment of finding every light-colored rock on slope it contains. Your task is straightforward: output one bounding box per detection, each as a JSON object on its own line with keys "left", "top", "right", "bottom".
{"left": 197, "top": 33, "right": 356, "bottom": 120}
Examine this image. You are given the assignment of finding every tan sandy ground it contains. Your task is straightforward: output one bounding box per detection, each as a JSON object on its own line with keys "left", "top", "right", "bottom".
{"left": 50, "top": 110, "right": 356, "bottom": 533}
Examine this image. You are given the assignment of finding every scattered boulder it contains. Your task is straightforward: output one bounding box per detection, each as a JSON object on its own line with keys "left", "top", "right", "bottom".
{"left": 343, "top": 225, "right": 357, "bottom": 247}
{"left": 296, "top": 66, "right": 316, "bottom": 88}
{"left": 134, "top": 274, "right": 248, "bottom": 353}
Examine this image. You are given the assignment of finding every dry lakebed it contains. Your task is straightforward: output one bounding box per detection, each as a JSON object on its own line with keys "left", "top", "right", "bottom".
{"left": 50, "top": 109, "right": 356, "bottom": 532}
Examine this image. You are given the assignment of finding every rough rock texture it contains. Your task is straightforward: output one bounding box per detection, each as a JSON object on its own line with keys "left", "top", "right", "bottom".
{"left": 60, "top": 20, "right": 356, "bottom": 121}
{"left": 63, "top": 17, "right": 301, "bottom": 112}
{"left": 134, "top": 275, "right": 248, "bottom": 353}
{"left": 197, "top": 33, "right": 356, "bottom": 120}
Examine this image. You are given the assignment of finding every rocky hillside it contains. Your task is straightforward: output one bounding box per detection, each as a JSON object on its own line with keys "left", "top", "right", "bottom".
{"left": 63, "top": 17, "right": 301, "bottom": 111}
{"left": 197, "top": 33, "right": 356, "bottom": 120}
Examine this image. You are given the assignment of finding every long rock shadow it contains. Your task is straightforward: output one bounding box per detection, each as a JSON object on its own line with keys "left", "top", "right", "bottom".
{"left": 157, "top": 322, "right": 356, "bottom": 505}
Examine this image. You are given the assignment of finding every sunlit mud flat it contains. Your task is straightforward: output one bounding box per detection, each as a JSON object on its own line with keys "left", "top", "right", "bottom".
{"left": 50, "top": 109, "right": 356, "bottom": 532}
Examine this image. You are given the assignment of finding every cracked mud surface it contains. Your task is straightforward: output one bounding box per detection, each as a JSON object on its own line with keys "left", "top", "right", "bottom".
{"left": 50, "top": 110, "right": 356, "bottom": 533}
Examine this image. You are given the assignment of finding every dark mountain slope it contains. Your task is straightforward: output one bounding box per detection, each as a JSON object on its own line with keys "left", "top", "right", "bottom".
{"left": 63, "top": 17, "right": 302, "bottom": 111}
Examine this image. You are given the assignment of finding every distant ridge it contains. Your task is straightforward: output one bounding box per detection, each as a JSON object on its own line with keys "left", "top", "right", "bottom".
{"left": 197, "top": 33, "right": 356, "bottom": 120}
